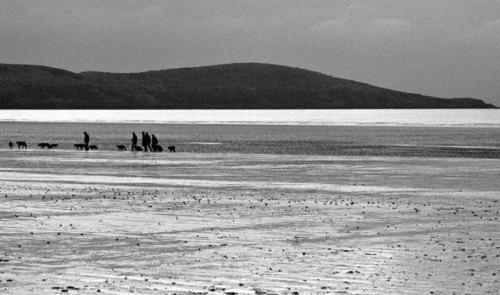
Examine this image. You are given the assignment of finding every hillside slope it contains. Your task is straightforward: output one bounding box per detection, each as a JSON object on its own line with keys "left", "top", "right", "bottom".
{"left": 0, "top": 63, "right": 495, "bottom": 108}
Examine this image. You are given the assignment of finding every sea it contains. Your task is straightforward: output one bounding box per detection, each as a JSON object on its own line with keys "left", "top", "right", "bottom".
{"left": 0, "top": 110, "right": 498, "bottom": 158}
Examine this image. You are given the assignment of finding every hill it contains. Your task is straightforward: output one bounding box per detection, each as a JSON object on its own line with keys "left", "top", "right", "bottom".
{"left": 0, "top": 63, "right": 495, "bottom": 108}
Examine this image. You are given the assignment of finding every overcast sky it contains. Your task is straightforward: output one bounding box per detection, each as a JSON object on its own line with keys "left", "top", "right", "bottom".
{"left": 0, "top": 0, "right": 499, "bottom": 105}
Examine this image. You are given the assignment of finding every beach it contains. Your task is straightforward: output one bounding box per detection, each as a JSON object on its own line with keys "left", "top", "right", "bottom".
{"left": 0, "top": 149, "right": 498, "bottom": 294}
{"left": 2, "top": 0, "right": 500, "bottom": 293}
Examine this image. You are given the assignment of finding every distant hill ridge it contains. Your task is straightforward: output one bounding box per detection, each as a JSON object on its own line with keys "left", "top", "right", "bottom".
{"left": 0, "top": 62, "right": 495, "bottom": 109}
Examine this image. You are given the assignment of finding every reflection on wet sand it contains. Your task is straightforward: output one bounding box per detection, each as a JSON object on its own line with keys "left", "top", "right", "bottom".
{"left": 0, "top": 150, "right": 498, "bottom": 294}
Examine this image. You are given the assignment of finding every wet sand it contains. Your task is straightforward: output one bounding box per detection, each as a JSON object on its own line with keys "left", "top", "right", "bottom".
{"left": 0, "top": 150, "right": 498, "bottom": 294}
{"left": 1, "top": 122, "right": 499, "bottom": 158}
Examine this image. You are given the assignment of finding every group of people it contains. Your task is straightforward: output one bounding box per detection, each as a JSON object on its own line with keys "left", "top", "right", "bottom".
{"left": 131, "top": 132, "right": 161, "bottom": 152}
{"left": 81, "top": 131, "right": 165, "bottom": 152}
{"left": 8, "top": 131, "right": 171, "bottom": 152}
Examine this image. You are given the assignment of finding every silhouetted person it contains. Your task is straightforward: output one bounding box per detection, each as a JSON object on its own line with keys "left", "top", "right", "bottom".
{"left": 8, "top": 141, "right": 13, "bottom": 149}
{"left": 131, "top": 132, "right": 138, "bottom": 151}
{"left": 151, "top": 134, "right": 158, "bottom": 149}
{"left": 141, "top": 132, "right": 147, "bottom": 152}
{"left": 145, "top": 132, "right": 152, "bottom": 152}
{"left": 84, "top": 132, "right": 90, "bottom": 151}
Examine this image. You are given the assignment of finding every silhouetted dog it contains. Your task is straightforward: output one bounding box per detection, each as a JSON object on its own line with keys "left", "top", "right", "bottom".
{"left": 74, "top": 144, "right": 85, "bottom": 150}
{"left": 117, "top": 145, "right": 126, "bottom": 151}
{"left": 48, "top": 144, "right": 58, "bottom": 149}
{"left": 153, "top": 145, "right": 163, "bottom": 152}
{"left": 132, "top": 146, "right": 143, "bottom": 152}
{"left": 89, "top": 145, "right": 98, "bottom": 150}
{"left": 38, "top": 143, "right": 50, "bottom": 149}
{"left": 16, "top": 141, "right": 27, "bottom": 149}
{"left": 167, "top": 145, "right": 175, "bottom": 152}
{"left": 8, "top": 141, "right": 13, "bottom": 149}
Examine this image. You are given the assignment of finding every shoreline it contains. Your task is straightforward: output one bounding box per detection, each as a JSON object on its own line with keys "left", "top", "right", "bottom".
{"left": 1, "top": 145, "right": 498, "bottom": 159}
{"left": 1, "top": 147, "right": 500, "bottom": 158}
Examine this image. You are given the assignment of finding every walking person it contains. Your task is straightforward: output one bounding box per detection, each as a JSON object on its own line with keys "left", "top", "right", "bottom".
{"left": 141, "top": 132, "right": 147, "bottom": 152}
{"left": 83, "top": 131, "right": 90, "bottom": 151}
{"left": 131, "top": 132, "right": 138, "bottom": 151}
{"left": 145, "top": 132, "right": 152, "bottom": 152}
{"left": 151, "top": 134, "right": 158, "bottom": 151}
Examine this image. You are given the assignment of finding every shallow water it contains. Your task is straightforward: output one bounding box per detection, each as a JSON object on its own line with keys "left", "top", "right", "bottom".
{"left": 0, "top": 109, "right": 499, "bottom": 127}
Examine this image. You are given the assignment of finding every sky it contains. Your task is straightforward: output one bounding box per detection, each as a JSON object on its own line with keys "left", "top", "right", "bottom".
{"left": 0, "top": 0, "right": 499, "bottom": 105}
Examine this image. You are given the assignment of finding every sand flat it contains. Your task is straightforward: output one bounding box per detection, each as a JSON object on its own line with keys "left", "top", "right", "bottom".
{"left": 0, "top": 150, "right": 498, "bottom": 294}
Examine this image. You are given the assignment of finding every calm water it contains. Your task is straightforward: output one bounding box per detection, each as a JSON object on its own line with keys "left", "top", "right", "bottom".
{"left": 0, "top": 109, "right": 498, "bottom": 127}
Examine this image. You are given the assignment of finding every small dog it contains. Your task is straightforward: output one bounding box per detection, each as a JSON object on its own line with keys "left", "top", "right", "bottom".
{"left": 117, "top": 145, "right": 126, "bottom": 151}
{"left": 16, "top": 141, "right": 27, "bottom": 149}
{"left": 38, "top": 143, "right": 50, "bottom": 149}
{"left": 132, "top": 146, "right": 143, "bottom": 152}
{"left": 167, "top": 145, "right": 175, "bottom": 152}
{"left": 48, "top": 144, "right": 58, "bottom": 149}
{"left": 74, "top": 144, "right": 85, "bottom": 150}
{"left": 89, "top": 145, "right": 98, "bottom": 150}
{"left": 153, "top": 145, "right": 163, "bottom": 152}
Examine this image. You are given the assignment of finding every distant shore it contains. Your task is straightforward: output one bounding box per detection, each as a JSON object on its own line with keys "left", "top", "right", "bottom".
{"left": 0, "top": 63, "right": 495, "bottom": 108}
